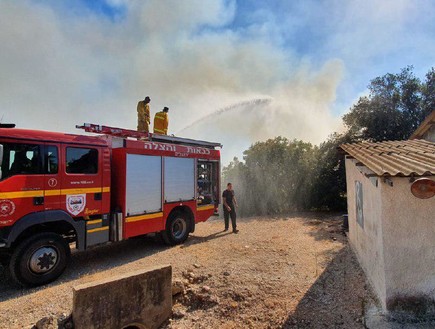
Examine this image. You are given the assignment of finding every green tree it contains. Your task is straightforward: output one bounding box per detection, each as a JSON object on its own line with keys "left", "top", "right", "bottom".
{"left": 343, "top": 66, "right": 432, "bottom": 141}
{"left": 222, "top": 66, "right": 434, "bottom": 217}
{"left": 421, "top": 68, "right": 435, "bottom": 116}
{"left": 222, "top": 137, "right": 318, "bottom": 217}
{"left": 310, "top": 132, "right": 355, "bottom": 211}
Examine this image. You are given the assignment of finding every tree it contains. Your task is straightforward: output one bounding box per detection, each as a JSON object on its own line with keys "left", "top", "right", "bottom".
{"left": 421, "top": 68, "right": 435, "bottom": 116}
{"left": 222, "top": 137, "right": 318, "bottom": 217}
{"left": 222, "top": 66, "right": 434, "bottom": 217}
{"left": 343, "top": 66, "right": 432, "bottom": 141}
{"left": 310, "top": 132, "right": 355, "bottom": 211}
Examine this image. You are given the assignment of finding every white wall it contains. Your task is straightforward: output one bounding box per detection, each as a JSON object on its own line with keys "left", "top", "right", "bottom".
{"left": 345, "top": 158, "right": 387, "bottom": 308}
{"left": 345, "top": 157, "right": 435, "bottom": 312}
{"left": 381, "top": 176, "right": 435, "bottom": 307}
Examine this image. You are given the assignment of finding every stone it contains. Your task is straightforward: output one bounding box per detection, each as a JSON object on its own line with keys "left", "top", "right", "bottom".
{"left": 57, "top": 313, "right": 73, "bottom": 329}
{"left": 193, "top": 263, "right": 201, "bottom": 268}
{"left": 172, "top": 280, "right": 185, "bottom": 296}
{"left": 35, "top": 316, "right": 56, "bottom": 329}
{"left": 72, "top": 265, "right": 172, "bottom": 329}
{"left": 172, "top": 308, "right": 186, "bottom": 319}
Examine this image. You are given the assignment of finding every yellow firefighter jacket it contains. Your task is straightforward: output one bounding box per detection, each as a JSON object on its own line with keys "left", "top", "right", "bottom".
{"left": 153, "top": 111, "right": 169, "bottom": 135}
{"left": 137, "top": 101, "right": 150, "bottom": 132}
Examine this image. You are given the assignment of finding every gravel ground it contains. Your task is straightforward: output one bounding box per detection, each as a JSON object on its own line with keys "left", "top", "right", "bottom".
{"left": 0, "top": 213, "right": 376, "bottom": 328}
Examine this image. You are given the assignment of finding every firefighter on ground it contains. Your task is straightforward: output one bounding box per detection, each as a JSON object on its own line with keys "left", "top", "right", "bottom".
{"left": 154, "top": 106, "right": 169, "bottom": 135}
{"left": 137, "top": 96, "right": 151, "bottom": 133}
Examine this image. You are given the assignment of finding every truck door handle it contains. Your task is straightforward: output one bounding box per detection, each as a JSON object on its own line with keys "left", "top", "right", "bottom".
{"left": 94, "top": 192, "right": 102, "bottom": 201}
{"left": 34, "top": 196, "right": 44, "bottom": 205}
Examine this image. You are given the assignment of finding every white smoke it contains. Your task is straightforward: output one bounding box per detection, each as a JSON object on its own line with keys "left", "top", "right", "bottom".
{"left": 1, "top": 1, "right": 344, "bottom": 164}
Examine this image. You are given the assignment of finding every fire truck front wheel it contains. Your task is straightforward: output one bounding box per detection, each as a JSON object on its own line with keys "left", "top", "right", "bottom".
{"left": 9, "top": 232, "right": 71, "bottom": 287}
{"left": 162, "top": 211, "right": 190, "bottom": 245}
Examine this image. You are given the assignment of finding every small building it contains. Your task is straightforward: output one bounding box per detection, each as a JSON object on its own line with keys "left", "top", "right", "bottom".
{"left": 340, "top": 139, "right": 435, "bottom": 314}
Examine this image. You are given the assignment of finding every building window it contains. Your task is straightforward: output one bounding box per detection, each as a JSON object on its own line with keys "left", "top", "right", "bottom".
{"left": 66, "top": 147, "right": 98, "bottom": 174}
{"left": 355, "top": 181, "right": 364, "bottom": 228}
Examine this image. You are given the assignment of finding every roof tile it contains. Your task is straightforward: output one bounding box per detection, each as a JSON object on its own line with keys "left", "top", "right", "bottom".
{"left": 340, "top": 139, "right": 435, "bottom": 177}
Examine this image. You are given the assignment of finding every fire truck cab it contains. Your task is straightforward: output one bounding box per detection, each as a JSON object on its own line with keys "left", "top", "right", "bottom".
{"left": 0, "top": 123, "right": 221, "bottom": 286}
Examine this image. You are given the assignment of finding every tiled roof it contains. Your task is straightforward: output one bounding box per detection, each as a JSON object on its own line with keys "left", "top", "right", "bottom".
{"left": 340, "top": 139, "right": 435, "bottom": 177}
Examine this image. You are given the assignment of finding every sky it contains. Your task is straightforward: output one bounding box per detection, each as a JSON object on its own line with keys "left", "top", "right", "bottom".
{"left": 0, "top": 0, "right": 434, "bottom": 164}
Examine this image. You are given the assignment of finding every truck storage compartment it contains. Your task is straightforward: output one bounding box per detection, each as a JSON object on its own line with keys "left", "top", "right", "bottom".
{"left": 126, "top": 154, "right": 162, "bottom": 216}
{"left": 164, "top": 157, "right": 194, "bottom": 202}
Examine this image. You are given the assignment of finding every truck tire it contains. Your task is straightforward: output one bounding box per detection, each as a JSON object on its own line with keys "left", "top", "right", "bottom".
{"left": 162, "top": 211, "right": 190, "bottom": 245}
{"left": 9, "top": 232, "right": 70, "bottom": 287}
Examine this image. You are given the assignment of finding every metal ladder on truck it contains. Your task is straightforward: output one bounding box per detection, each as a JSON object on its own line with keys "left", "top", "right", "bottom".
{"left": 76, "top": 123, "right": 222, "bottom": 149}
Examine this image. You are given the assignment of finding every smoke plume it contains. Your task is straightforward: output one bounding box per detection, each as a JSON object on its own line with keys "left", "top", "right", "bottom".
{"left": 0, "top": 1, "right": 345, "bottom": 163}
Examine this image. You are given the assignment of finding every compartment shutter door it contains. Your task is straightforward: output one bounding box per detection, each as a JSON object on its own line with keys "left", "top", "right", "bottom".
{"left": 164, "top": 157, "right": 195, "bottom": 202}
{"left": 126, "top": 154, "right": 162, "bottom": 216}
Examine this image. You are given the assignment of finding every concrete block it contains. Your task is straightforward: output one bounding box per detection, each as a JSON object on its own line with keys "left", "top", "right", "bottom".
{"left": 72, "top": 265, "right": 172, "bottom": 329}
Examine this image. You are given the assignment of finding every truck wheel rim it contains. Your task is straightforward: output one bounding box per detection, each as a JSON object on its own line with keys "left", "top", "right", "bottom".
{"left": 172, "top": 218, "right": 187, "bottom": 239}
{"left": 29, "top": 247, "right": 59, "bottom": 274}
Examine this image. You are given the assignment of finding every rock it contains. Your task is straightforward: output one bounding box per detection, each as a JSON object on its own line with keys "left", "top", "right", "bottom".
{"left": 172, "top": 280, "right": 185, "bottom": 296}
{"left": 57, "top": 313, "right": 73, "bottom": 329}
{"left": 223, "top": 271, "right": 230, "bottom": 276}
{"left": 264, "top": 300, "right": 275, "bottom": 308}
{"left": 193, "top": 263, "right": 201, "bottom": 268}
{"left": 230, "top": 302, "right": 238, "bottom": 309}
{"left": 35, "top": 316, "right": 56, "bottom": 329}
{"left": 187, "top": 272, "right": 196, "bottom": 283}
{"left": 172, "top": 308, "right": 186, "bottom": 319}
{"left": 202, "top": 285, "right": 211, "bottom": 293}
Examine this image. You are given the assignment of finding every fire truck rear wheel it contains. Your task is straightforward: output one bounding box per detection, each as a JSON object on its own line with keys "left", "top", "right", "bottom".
{"left": 162, "top": 211, "right": 190, "bottom": 245}
{"left": 9, "top": 232, "right": 70, "bottom": 287}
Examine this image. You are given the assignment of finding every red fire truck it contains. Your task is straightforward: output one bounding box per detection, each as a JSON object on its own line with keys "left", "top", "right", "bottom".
{"left": 0, "top": 123, "right": 221, "bottom": 286}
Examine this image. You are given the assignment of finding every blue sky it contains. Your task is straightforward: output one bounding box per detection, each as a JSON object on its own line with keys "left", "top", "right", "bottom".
{"left": 0, "top": 0, "right": 434, "bottom": 162}
{"left": 69, "top": 0, "right": 434, "bottom": 115}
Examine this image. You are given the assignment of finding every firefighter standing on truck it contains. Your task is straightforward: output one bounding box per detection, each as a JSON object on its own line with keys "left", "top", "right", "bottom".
{"left": 154, "top": 106, "right": 169, "bottom": 135}
{"left": 137, "top": 96, "right": 151, "bottom": 133}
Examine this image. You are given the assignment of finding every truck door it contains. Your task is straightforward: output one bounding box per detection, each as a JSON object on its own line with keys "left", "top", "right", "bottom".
{"left": 0, "top": 142, "right": 45, "bottom": 225}
{"left": 61, "top": 145, "right": 103, "bottom": 218}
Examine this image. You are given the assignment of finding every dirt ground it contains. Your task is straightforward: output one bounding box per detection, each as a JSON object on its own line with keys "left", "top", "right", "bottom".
{"left": 0, "top": 213, "right": 376, "bottom": 328}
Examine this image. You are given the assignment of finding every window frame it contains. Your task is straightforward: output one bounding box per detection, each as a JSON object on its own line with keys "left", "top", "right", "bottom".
{"left": 0, "top": 142, "right": 43, "bottom": 180}
{"left": 65, "top": 146, "right": 99, "bottom": 175}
